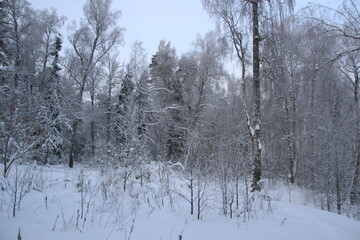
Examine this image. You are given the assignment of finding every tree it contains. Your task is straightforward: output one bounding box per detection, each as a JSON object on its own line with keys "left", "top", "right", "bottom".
{"left": 202, "top": 0, "right": 294, "bottom": 191}
{"left": 128, "top": 41, "right": 147, "bottom": 82}
{"left": 65, "top": 0, "right": 124, "bottom": 167}
{"left": 133, "top": 71, "right": 152, "bottom": 154}
{"left": 149, "top": 40, "right": 184, "bottom": 161}
{"left": 0, "top": 0, "right": 8, "bottom": 65}
{"left": 30, "top": 7, "right": 66, "bottom": 163}
{"left": 36, "top": 8, "right": 66, "bottom": 84}
{"left": 100, "top": 52, "right": 123, "bottom": 160}
{"left": 115, "top": 70, "right": 135, "bottom": 152}
{"left": 306, "top": 0, "right": 360, "bottom": 205}
{"left": 0, "top": 0, "right": 39, "bottom": 176}
{"left": 36, "top": 35, "right": 69, "bottom": 163}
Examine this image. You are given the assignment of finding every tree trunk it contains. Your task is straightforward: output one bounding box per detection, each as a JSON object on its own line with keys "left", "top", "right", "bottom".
{"left": 90, "top": 92, "right": 95, "bottom": 158}
{"left": 309, "top": 74, "right": 316, "bottom": 188}
{"left": 197, "top": 174, "right": 201, "bottom": 220}
{"left": 90, "top": 121, "right": 95, "bottom": 157}
{"left": 106, "top": 82, "right": 112, "bottom": 158}
{"left": 251, "top": 1, "right": 262, "bottom": 192}
{"left": 335, "top": 159, "right": 342, "bottom": 215}
{"left": 68, "top": 119, "right": 79, "bottom": 168}
{"left": 350, "top": 66, "right": 360, "bottom": 205}
{"left": 190, "top": 176, "right": 194, "bottom": 215}
{"left": 350, "top": 64, "right": 359, "bottom": 205}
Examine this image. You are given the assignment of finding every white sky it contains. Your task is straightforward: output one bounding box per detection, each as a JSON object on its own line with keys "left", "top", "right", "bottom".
{"left": 29, "top": 0, "right": 215, "bottom": 62}
{"left": 29, "top": 0, "right": 340, "bottom": 62}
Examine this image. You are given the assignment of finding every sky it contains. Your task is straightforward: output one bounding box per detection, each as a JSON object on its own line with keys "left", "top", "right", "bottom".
{"left": 28, "top": 0, "right": 340, "bottom": 63}
{"left": 29, "top": 0, "right": 215, "bottom": 61}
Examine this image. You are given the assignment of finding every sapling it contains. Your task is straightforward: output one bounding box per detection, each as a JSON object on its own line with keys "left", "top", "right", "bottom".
{"left": 5, "top": 165, "right": 31, "bottom": 217}
{"left": 17, "top": 227, "right": 22, "bottom": 240}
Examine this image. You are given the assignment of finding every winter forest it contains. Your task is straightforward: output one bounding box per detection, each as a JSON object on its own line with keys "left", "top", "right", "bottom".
{"left": 1, "top": 0, "right": 360, "bottom": 239}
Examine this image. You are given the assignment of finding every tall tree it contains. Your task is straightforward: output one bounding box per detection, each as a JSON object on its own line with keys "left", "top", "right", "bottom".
{"left": 100, "top": 52, "right": 122, "bottom": 160}
{"left": 202, "top": 0, "right": 294, "bottom": 191}
{"left": 149, "top": 40, "right": 184, "bottom": 161}
{"left": 36, "top": 35, "right": 68, "bottom": 163}
{"left": 66, "top": 0, "right": 124, "bottom": 167}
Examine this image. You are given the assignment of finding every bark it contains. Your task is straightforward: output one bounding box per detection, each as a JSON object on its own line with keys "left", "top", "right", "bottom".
{"left": 251, "top": 1, "right": 262, "bottom": 192}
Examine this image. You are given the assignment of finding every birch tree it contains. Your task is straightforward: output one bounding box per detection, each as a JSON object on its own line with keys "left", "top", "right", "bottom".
{"left": 202, "top": 0, "right": 294, "bottom": 191}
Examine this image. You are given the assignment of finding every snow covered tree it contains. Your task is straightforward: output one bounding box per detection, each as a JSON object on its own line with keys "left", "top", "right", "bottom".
{"left": 99, "top": 52, "right": 123, "bottom": 160}
{"left": 35, "top": 8, "right": 66, "bottom": 85}
{"left": 202, "top": 0, "right": 294, "bottom": 191}
{"left": 149, "top": 40, "right": 185, "bottom": 161}
{"left": 134, "top": 70, "right": 153, "bottom": 160}
{"left": 305, "top": 0, "right": 360, "bottom": 205}
{"left": 65, "top": 0, "right": 124, "bottom": 167}
{"left": 35, "top": 35, "right": 68, "bottom": 163}
{"left": 0, "top": 0, "right": 40, "bottom": 176}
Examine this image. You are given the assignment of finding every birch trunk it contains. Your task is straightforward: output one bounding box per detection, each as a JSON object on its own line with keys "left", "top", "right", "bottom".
{"left": 251, "top": 1, "right": 262, "bottom": 192}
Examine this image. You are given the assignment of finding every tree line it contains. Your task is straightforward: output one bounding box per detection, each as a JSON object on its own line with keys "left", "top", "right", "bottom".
{"left": 0, "top": 0, "right": 359, "bottom": 214}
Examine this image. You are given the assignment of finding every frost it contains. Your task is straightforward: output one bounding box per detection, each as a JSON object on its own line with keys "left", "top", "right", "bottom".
{"left": 250, "top": 126, "right": 255, "bottom": 137}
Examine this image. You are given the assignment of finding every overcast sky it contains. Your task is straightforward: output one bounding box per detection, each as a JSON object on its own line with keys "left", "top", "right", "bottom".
{"left": 29, "top": 0, "right": 340, "bottom": 62}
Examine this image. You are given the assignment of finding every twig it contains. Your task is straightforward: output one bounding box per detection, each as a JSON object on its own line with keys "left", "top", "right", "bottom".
{"left": 52, "top": 214, "right": 59, "bottom": 231}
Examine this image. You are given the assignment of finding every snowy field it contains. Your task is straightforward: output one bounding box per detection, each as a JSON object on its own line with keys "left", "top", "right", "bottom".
{"left": 1, "top": 163, "right": 359, "bottom": 240}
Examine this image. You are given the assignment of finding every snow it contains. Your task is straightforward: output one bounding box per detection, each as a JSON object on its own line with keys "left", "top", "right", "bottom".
{"left": 1, "top": 164, "right": 360, "bottom": 240}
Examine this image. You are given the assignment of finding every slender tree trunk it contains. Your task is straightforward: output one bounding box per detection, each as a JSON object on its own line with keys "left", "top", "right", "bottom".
{"left": 90, "top": 93, "right": 96, "bottom": 157}
{"left": 335, "top": 158, "right": 342, "bottom": 215}
{"left": 190, "top": 174, "right": 194, "bottom": 215}
{"left": 285, "top": 98, "right": 294, "bottom": 184}
{"left": 236, "top": 174, "right": 239, "bottom": 209}
{"left": 197, "top": 174, "right": 201, "bottom": 220}
{"left": 251, "top": 1, "right": 262, "bottom": 192}
{"left": 90, "top": 121, "right": 95, "bottom": 157}
{"left": 350, "top": 67, "right": 360, "bottom": 205}
{"left": 68, "top": 78, "right": 86, "bottom": 168}
{"left": 3, "top": 136, "right": 9, "bottom": 178}
{"left": 68, "top": 119, "right": 79, "bottom": 168}
{"left": 309, "top": 75, "right": 316, "bottom": 188}
{"left": 287, "top": 95, "right": 297, "bottom": 184}
{"left": 106, "top": 82, "right": 112, "bottom": 158}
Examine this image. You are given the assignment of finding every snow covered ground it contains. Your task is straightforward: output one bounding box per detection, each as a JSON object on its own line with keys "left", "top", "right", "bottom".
{"left": 1, "top": 163, "right": 359, "bottom": 240}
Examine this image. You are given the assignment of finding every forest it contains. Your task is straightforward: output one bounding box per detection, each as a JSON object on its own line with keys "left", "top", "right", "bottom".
{"left": 0, "top": 0, "right": 360, "bottom": 233}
